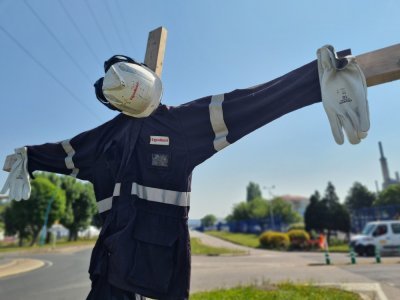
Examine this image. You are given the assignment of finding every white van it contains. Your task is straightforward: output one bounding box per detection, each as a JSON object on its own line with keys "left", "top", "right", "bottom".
{"left": 350, "top": 220, "right": 400, "bottom": 256}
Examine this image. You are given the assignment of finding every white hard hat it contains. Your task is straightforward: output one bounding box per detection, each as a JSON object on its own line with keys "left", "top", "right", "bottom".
{"left": 94, "top": 55, "right": 163, "bottom": 118}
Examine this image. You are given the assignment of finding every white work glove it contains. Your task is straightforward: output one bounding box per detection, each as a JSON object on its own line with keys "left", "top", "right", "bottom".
{"left": 1, "top": 147, "right": 31, "bottom": 201}
{"left": 317, "top": 45, "right": 370, "bottom": 145}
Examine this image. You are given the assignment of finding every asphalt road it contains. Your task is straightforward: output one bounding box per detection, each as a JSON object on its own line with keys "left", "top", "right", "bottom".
{"left": 0, "top": 250, "right": 92, "bottom": 300}
{"left": 0, "top": 234, "right": 400, "bottom": 300}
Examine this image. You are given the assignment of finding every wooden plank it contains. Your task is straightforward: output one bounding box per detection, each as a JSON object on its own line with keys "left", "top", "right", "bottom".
{"left": 3, "top": 154, "right": 17, "bottom": 172}
{"left": 144, "top": 27, "right": 168, "bottom": 77}
{"left": 356, "top": 44, "right": 400, "bottom": 87}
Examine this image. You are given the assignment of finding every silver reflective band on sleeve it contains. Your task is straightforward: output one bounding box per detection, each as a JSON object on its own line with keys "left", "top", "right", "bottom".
{"left": 61, "top": 139, "right": 79, "bottom": 178}
{"left": 97, "top": 197, "right": 113, "bottom": 213}
{"left": 97, "top": 182, "right": 121, "bottom": 213}
{"left": 131, "top": 182, "right": 190, "bottom": 207}
{"left": 209, "top": 94, "right": 230, "bottom": 151}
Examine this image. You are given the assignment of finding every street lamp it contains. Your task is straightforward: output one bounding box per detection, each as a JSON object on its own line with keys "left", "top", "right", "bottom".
{"left": 263, "top": 185, "right": 276, "bottom": 230}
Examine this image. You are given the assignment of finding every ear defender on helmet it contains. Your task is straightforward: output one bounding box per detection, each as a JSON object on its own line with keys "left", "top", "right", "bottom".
{"left": 94, "top": 55, "right": 163, "bottom": 118}
{"left": 94, "top": 77, "right": 118, "bottom": 111}
{"left": 104, "top": 55, "right": 141, "bottom": 72}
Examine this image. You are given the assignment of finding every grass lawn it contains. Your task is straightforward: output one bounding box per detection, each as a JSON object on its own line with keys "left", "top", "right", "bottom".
{"left": 207, "top": 231, "right": 351, "bottom": 253}
{"left": 190, "top": 237, "right": 246, "bottom": 256}
{"left": 0, "top": 236, "right": 245, "bottom": 256}
{"left": 191, "top": 283, "right": 361, "bottom": 300}
{"left": 328, "top": 244, "right": 350, "bottom": 253}
{"left": 206, "top": 231, "right": 260, "bottom": 248}
{"left": 0, "top": 238, "right": 96, "bottom": 253}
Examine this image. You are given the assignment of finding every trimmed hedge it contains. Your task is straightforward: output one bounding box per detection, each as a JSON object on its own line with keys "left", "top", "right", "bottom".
{"left": 259, "top": 231, "right": 290, "bottom": 250}
{"left": 287, "top": 229, "right": 310, "bottom": 250}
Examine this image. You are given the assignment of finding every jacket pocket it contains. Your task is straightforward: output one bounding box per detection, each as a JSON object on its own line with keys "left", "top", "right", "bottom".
{"left": 128, "top": 210, "right": 179, "bottom": 294}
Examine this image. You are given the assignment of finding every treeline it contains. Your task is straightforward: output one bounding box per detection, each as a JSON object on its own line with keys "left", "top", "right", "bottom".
{"left": 1, "top": 173, "right": 97, "bottom": 246}
{"left": 201, "top": 181, "right": 400, "bottom": 238}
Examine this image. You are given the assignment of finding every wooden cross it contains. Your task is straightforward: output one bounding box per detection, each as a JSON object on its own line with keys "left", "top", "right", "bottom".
{"left": 144, "top": 27, "right": 168, "bottom": 78}
{"left": 2, "top": 31, "right": 400, "bottom": 173}
{"left": 142, "top": 27, "right": 400, "bottom": 87}
{"left": 356, "top": 43, "right": 400, "bottom": 87}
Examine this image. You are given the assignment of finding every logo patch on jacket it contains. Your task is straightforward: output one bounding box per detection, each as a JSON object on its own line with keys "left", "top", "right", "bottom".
{"left": 151, "top": 153, "right": 170, "bottom": 167}
{"left": 150, "top": 136, "right": 170, "bottom": 146}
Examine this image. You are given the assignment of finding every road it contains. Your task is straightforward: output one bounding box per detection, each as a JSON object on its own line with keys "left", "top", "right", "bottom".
{"left": 0, "top": 250, "right": 92, "bottom": 300}
{"left": 0, "top": 232, "right": 399, "bottom": 299}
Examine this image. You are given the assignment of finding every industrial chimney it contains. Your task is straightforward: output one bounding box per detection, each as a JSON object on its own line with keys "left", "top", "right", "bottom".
{"left": 379, "top": 141, "right": 390, "bottom": 188}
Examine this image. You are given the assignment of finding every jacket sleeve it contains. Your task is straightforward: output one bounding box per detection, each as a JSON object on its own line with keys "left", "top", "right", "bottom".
{"left": 27, "top": 115, "right": 124, "bottom": 182}
{"left": 172, "top": 59, "right": 325, "bottom": 170}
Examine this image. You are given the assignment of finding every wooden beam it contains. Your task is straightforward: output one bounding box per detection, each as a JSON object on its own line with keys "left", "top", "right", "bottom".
{"left": 144, "top": 27, "right": 168, "bottom": 77}
{"left": 3, "top": 154, "right": 17, "bottom": 172}
{"left": 356, "top": 44, "right": 400, "bottom": 87}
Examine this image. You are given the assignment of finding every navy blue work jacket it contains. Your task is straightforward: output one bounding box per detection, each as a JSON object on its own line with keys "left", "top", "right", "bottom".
{"left": 26, "top": 59, "right": 325, "bottom": 299}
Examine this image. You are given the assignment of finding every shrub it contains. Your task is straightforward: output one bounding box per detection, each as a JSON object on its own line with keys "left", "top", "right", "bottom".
{"left": 287, "top": 229, "right": 310, "bottom": 250}
{"left": 259, "top": 231, "right": 290, "bottom": 250}
{"left": 287, "top": 222, "right": 305, "bottom": 231}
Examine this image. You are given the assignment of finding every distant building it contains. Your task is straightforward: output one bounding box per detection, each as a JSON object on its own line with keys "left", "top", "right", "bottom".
{"left": 280, "top": 195, "right": 309, "bottom": 216}
{"left": 378, "top": 141, "right": 400, "bottom": 190}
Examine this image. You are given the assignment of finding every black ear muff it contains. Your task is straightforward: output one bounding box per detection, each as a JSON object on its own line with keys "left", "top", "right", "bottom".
{"left": 104, "top": 55, "right": 140, "bottom": 72}
{"left": 94, "top": 77, "right": 119, "bottom": 111}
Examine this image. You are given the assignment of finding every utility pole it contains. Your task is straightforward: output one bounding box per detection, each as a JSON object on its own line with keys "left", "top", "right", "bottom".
{"left": 264, "top": 185, "right": 276, "bottom": 230}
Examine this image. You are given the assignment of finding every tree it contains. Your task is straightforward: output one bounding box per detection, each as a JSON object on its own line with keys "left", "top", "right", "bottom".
{"left": 229, "top": 201, "right": 251, "bottom": 221}
{"left": 345, "top": 182, "right": 375, "bottom": 210}
{"left": 228, "top": 196, "right": 300, "bottom": 226}
{"left": 305, "top": 191, "right": 327, "bottom": 233}
{"left": 201, "top": 214, "right": 217, "bottom": 227}
{"left": 270, "top": 197, "right": 302, "bottom": 224}
{"left": 248, "top": 197, "right": 269, "bottom": 219}
{"left": 36, "top": 173, "right": 97, "bottom": 241}
{"left": 57, "top": 176, "right": 96, "bottom": 241}
{"left": 4, "top": 176, "right": 66, "bottom": 246}
{"left": 305, "top": 183, "right": 351, "bottom": 242}
{"left": 332, "top": 203, "right": 351, "bottom": 234}
{"left": 246, "top": 182, "right": 262, "bottom": 202}
{"left": 4, "top": 201, "right": 31, "bottom": 246}
{"left": 375, "top": 184, "right": 400, "bottom": 206}
{"left": 324, "top": 181, "right": 339, "bottom": 206}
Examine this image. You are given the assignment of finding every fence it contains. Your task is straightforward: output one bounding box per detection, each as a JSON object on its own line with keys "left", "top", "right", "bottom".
{"left": 199, "top": 216, "right": 288, "bottom": 234}
{"left": 351, "top": 205, "right": 400, "bottom": 233}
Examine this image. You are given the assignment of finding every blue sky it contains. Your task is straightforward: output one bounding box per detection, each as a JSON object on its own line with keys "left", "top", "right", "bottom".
{"left": 0, "top": 0, "right": 399, "bottom": 219}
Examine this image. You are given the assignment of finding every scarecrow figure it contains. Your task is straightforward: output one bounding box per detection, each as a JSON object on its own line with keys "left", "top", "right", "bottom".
{"left": 1, "top": 45, "right": 369, "bottom": 299}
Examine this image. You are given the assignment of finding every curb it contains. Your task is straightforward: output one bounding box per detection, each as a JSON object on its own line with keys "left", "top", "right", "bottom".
{"left": 0, "top": 258, "right": 45, "bottom": 279}
{"left": 318, "top": 282, "right": 388, "bottom": 300}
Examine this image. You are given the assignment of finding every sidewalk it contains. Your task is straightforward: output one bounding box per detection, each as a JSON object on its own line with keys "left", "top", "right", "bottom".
{"left": 0, "top": 258, "right": 45, "bottom": 279}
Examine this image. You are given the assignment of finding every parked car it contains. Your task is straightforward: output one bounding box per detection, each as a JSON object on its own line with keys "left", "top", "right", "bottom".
{"left": 350, "top": 220, "right": 400, "bottom": 256}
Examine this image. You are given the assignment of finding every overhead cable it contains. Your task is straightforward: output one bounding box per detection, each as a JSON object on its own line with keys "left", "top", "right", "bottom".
{"left": 58, "top": 0, "right": 102, "bottom": 64}
{"left": 104, "top": 0, "right": 127, "bottom": 52}
{"left": 22, "top": 0, "right": 93, "bottom": 83}
{"left": 114, "top": 0, "right": 136, "bottom": 52}
{"left": 84, "top": 0, "right": 114, "bottom": 54}
{"left": 0, "top": 25, "right": 103, "bottom": 122}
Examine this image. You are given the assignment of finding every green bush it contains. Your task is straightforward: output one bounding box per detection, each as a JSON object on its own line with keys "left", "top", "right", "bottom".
{"left": 287, "top": 222, "right": 305, "bottom": 231}
{"left": 259, "top": 231, "right": 289, "bottom": 250}
{"left": 287, "top": 229, "right": 310, "bottom": 250}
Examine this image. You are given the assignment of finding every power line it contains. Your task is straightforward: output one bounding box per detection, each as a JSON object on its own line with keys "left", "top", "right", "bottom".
{"left": 114, "top": 0, "right": 136, "bottom": 52}
{"left": 22, "top": 0, "right": 93, "bottom": 83}
{"left": 84, "top": 0, "right": 114, "bottom": 54}
{"left": 104, "top": 0, "right": 127, "bottom": 52}
{"left": 0, "top": 24, "right": 103, "bottom": 122}
{"left": 58, "top": 0, "right": 102, "bottom": 64}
